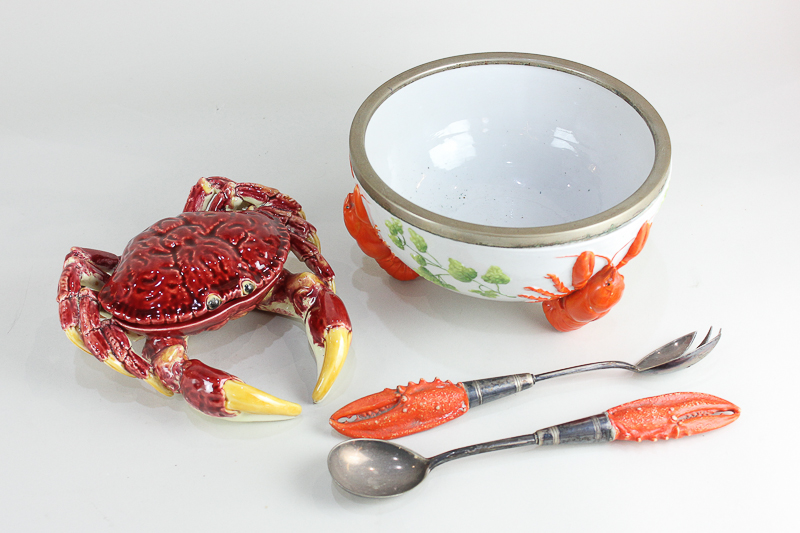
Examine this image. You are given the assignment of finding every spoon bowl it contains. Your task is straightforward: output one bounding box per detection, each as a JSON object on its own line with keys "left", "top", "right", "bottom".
{"left": 328, "top": 439, "right": 430, "bottom": 498}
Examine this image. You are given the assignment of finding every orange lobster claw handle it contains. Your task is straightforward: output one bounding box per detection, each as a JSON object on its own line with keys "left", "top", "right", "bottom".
{"left": 607, "top": 392, "right": 740, "bottom": 441}
{"left": 329, "top": 378, "right": 469, "bottom": 439}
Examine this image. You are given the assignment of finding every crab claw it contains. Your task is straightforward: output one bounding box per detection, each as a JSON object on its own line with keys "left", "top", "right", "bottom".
{"left": 606, "top": 392, "right": 740, "bottom": 441}
{"left": 258, "top": 271, "right": 352, "bottom": 403}
{"left": 301, "top": 282, "right": 351, "bottom": 403}
{"left": 310, "top": 324, "right": 351, "bottom": 403}
{"left": 153, "top": 346, "right": 302, "bottom": 421}
{"left": 329, "top": 378, "right": 470, "bottom": 439}
{"left": 221, "top": 379, "right": 302, "bottom": 421}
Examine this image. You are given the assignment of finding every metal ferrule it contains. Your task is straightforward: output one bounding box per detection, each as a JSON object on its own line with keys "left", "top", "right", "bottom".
{"left": 462, "top": 373, "right": 535, "bottom": 408}
{"left": 535, "top": 413, "right": 616, "bottom": 445}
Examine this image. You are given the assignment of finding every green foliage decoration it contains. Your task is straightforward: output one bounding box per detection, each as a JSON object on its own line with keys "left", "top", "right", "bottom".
{"left": 381, "top": 218, "right": 517, "bottom": 298}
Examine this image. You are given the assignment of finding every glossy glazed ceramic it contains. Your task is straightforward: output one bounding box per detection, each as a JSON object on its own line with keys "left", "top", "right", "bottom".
{"left": 348, "top": 53, "right": 670, "bottom": 312}
{"left": 59, "top": 177, "right": 352, "bottom": 421}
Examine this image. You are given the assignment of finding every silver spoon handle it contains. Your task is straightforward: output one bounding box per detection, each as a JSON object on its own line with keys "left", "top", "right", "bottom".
{"left": 428, "top": 434, "right": 537, "bottom": 471}
{"left": 428, "top": 413, "right": 615, "bottom": 471}
{"left": 534, "top": 413, "right": 615, "bottom": 446}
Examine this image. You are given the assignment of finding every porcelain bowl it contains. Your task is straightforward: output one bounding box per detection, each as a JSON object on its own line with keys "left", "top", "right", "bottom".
{"left": 347, "top": 53, "right": 670, "bottom": 304}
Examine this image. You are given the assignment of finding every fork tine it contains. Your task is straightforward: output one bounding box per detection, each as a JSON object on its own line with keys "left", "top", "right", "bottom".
{"left": 689, "top": 328, "right": 721, "bottom": 360}
{"left": 696, "top": 326, "right": 714, "bottom": 349}
{"left": 645, "top": 327, "right": 720, "bottom": 374}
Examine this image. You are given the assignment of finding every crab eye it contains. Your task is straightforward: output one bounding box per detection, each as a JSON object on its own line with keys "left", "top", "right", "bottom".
{"left": 206, "top": 294, "right": 222, "bottom": 310}
{"left": 241, "top": 280, "right": 256, "bottom": 295}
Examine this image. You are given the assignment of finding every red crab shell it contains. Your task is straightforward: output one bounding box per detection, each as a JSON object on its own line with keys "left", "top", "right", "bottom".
{"left": 99, "top": 210, "right": 290, "bottom": 337}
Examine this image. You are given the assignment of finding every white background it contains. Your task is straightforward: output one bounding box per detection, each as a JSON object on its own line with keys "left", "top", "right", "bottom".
{"left": 2, "top": 1, "right": 796, "bottom": 530}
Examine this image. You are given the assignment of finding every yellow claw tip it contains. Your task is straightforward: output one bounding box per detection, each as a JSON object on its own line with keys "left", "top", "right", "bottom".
{"left": 311, "top": 327, "right": 351, "bottom": 403}
{"left": 65, "top": 327, "right": 91, "bottom": 354}
{"left": 311, "top": 391, "right": 326, "bottom": 404}
{"left": 145, "top": 375, "right": 174, "bottom": 397}
{"left": 102, "top": 357, "right": 136, "bottom": 378}
{"left": 223, "top": 380, "right": 302, "bottom": 421}
{"left": 200, "top": 177, "right": 215, "bottom": 194}
{"left": 159, "top": 344, "right": 187, "bottom": 363}
{"left": 67, "top": 327, "right": 173, "bottom": 396}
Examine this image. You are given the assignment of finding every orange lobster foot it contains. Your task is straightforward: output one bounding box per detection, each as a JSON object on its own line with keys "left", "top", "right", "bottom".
{"left": 520, "top": 221, "right": 652, "bottom": 332}
{"left": 343, "top": 185, "right": 419, "bottom": 281}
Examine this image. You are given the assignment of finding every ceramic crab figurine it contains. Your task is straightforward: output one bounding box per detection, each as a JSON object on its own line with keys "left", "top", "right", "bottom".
{"left": 57, "top": 177, "right": 352, "bottom": 421}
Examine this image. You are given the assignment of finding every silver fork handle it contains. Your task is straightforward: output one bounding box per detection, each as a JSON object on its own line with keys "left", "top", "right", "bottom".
{"left": 461, "top": 362, "right": 638, "bottom": 408}
{"left": 461, "top": 374, "right": 535, "bottom": 408}
{"left": 533, "top": 361, "right": 637, "bottom": 382}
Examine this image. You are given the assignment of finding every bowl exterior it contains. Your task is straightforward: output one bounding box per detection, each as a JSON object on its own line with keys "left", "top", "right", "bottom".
{"left": 356, "top": 180, "right": 668, "bottom": 301}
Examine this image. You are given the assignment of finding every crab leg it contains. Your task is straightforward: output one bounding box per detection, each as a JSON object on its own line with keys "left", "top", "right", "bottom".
{"left": 258, "top": 270, "right": 352, "bottom": 403}
{"left": 184, "top": 176, "right": 318, "bottom": 245}
{"left": 58, "top": 248, "right": 171, "bottom": 394}
{"left": 58, "top": 248, "right": 114, "bottom": 341}
{"left": 184, "top": 176, "right": 334, "bottom": 287}
{"left": 183, "top": 176, "right": 303, "bottom": 216}
{"left": 287, "top": 233, "right": 336, "bottom": 290}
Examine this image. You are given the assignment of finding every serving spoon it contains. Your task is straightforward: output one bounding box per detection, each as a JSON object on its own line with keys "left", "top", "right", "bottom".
{"left": 328, "top": 391, "right": 740, "bottom": 498}
{"left": 331, "top": 328, "right": 721, "bottom": 439}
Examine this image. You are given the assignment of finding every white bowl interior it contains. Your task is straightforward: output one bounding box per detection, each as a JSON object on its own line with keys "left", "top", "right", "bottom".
{"left": 365, "top": 64, "right": 656, "bottom": 228}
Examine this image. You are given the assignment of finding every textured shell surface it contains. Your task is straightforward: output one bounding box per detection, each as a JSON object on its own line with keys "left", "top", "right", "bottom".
{"left": 99, "top": 211, "right": 290, "bottom": 329}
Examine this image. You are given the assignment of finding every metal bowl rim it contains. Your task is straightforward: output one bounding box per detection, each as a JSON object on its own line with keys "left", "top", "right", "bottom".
{"left": 349, "top": 52, "right": 671, "bottom": 248}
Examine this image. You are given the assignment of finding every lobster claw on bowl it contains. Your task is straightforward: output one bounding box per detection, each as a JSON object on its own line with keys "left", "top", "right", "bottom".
{"left": 329, "top": 378, "right": 470, "bottom": 439}
{"left": 607, "top": 392, "right": 741, "bottom": 442}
